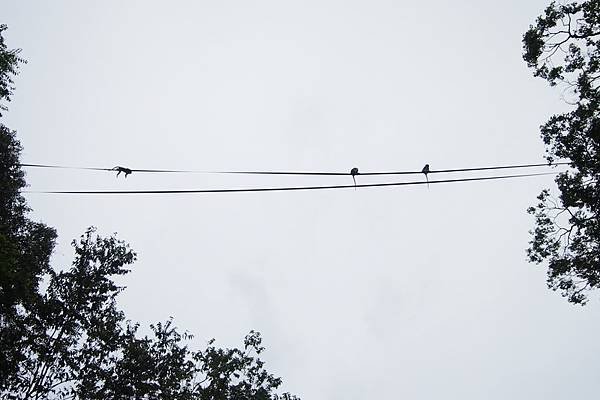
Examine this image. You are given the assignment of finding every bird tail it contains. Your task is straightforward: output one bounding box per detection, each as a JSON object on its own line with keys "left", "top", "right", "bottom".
{"left": 352, "top": 175, "right": 357, "bottom": 190}
{"left": 426, "top": 174, "right": 429, "bottom": 189}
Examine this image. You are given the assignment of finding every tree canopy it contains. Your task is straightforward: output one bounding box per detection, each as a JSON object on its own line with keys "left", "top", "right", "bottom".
{"left": 0, "top": 22, "right": 58, "bottom": 388}
{"left": 0, "top": 25, "right": 298, "bottom": 399}
{"left": 523, "top": 1, "right": 600, "bottom": 304}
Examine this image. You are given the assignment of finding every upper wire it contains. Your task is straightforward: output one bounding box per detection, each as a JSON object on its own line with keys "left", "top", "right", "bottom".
{"left": 19, "top": 161, "right": 571, "bottom": 177}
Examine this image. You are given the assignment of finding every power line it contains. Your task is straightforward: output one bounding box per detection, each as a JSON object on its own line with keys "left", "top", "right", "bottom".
{"left": 20, "top": 163, "right": 110, "bottom": 171}
{"left": 215, "top": 162, "right": 569, "bottom": 176}
{"left": 20, "top": 161, "right": 570, "bottom": 177}
{"left": 24, "top": 172, "right": 556, "bottom": 195}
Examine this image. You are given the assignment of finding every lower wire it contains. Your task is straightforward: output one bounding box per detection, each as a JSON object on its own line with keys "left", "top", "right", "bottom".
{"left": 24, "top": 172, "right": 557, "bottom": 195}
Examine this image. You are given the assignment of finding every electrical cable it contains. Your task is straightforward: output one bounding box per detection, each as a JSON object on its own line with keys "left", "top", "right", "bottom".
{"left": 20, "top": 163, "right": 110, "bottom": 171}
{"left": 213, "top": 162, "right": 570, "bottom": 176}
{"left": 24, "top": 172, "right": 557, "bottom": 195}
{"left": 19, "top": 161, "right": 570, "bottom": 177}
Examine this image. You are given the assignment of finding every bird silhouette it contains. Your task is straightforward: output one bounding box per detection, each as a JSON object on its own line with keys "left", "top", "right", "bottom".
{"left": 350, "top": 167, "right": 359, "bottom": 190}
{"left": 422, "top": 164, "right": 430, "bottom": 188}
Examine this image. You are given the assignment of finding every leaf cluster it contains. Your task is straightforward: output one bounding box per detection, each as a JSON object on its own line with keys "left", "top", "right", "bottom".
{"left": 1, "top": 123, "right": 57, "bottom": 393}
{"left": 523, "top": 1, "right": 600, "bottom": 304}
{"left": 0, "top": 24, "right": 26, "bottom": 117}
{"left": 2, "top": 227, "right": 298, "bottom": 399}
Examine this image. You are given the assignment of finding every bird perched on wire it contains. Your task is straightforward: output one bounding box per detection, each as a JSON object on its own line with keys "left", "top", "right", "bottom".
{"left": 350, "top": 167, "right": 359, "bottom": 189}
{"left": 422, "top": 164, "right": 430, "bottom": 188}
{"left": 112, "top": 166, "right": 132, "bottom": 178}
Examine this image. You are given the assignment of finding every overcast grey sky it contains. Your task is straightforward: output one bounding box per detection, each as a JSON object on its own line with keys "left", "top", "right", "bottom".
{"left": 3, "top": 1, "right": 600, "bottom": 398}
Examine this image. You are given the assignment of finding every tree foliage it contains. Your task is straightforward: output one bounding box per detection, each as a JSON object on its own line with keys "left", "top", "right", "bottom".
{"left": 3, "top": 228, "right": 296, "bottom": 400}
{"left": 523, "top": 1, "right": 600, "bottom": 304}
{"left": 0, "top": 25, "right": 298, "bottom": 399}
{"left": 0, "top": 23, "right": 57, "bottom": 387}
{"left": 0, "top": 24, "right": 25, "bottom": 117}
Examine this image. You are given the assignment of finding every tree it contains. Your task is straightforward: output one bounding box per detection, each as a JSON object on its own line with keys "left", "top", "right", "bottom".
{"left": 0, "top": 25, "right": 298, "bottom": 399}
{"left": 523, "top": 1, "right": 600, "bottom": 304}
{"left": 0, "top": 23, "right": 57, "bottom": 388}
{"left": 4, "top": 228, "right": 296, "bottom": 400}
{"left": 0, "top": 24, "right": 25, "bottom": 118}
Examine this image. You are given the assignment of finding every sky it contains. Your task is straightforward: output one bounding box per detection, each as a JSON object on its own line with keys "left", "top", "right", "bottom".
{"left": 3, "top": 1, "right": 600, "bottom": 398}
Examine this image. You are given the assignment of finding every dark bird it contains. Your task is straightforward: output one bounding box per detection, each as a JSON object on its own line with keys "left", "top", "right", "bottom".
{"left": 112, "top": 166, "right": 132, "bottom": 178}
{"left": 350, "top": 167, "right": 359, "bottom": 189}
{"left": 422, "top": 164, "right": 430, "bottom": 188}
